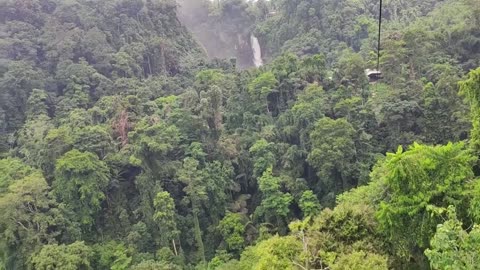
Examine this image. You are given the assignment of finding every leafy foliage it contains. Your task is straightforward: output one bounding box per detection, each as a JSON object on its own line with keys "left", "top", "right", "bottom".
{"left": 425, "top": 206, "right": 480, "bottom": 270}
{"left": 0, "top": 0, "right": 479, "bottom": 269}
{"left": 376, "top": 143, "right": 476, "bottom": 261}
{"left": 54, "top": 149, "right": 110, "bottom": 226}
{"left": 331, "top": 251, "right": 388, "bottom": 270}
{"left": 30, "top": 242, "right": 93, "bottom": 270}
{"left": 236, "top": 235, "right": 302, "bottom": 270}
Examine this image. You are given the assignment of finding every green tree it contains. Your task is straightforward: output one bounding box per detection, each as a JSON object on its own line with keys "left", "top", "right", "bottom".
{"left": 153, "top": 191, "right": 179, "bottom": 250}
{"left": 111, "top": 248, "right": 132, "bottom": 270}
{"left": 72, "top": 125, "right": 114, "bottom": 158}
{"left": 25, "top": 89, "right": 50, "bottom": 120}
{"left": 0, "top": 61, "right": 45, "bottom": 137}
{"left": 248, "top": 72, "right": 278, "bottom": 113}
{"left": 218, "top": 212, "right": 246, "bottom": 252}
{"left": 299, "top": 54, "right": 327, "bottom": 83}
{"left": 304, "top": 203, "right": 385, "bottom": 268}
{"left": 331, "top": 251, "right": 388, "bottom": 270}
{"left": 203, "top": 160, "right": 234, "bottom": 223}
{"left": 93, "top": 241, "right": 133, "bottom": 270}
{"left": 128, "top": 119, "right": 180, "bottom": 234}
{"left": 54, "top": 149, "right": 110, "bottom": 226}
{"left": 425, "top": 206, "right": 480, "bottom": 270}
{"left": 178, "top": 157, "right": 207, "bottom": 265}
{"left": 129, "top": 119, "right": 180, "bottom": 172}
{"left": 335, "top": 50, "right": 368, "bottom": 88}
{"left": 42, "top": 125, "right": 75, "bottom": 178}
{"left": 256, "top": 167, "right": 293, "bottom": 227}
{"left": 130, "top": 260, "right": 181, "bottom": 270}
{"left": 422, "top": 65, "right": 469, "bottom": 144}
{"left": 199, "top": 85, "right": 224, "bottom": 141}
{"left": 0, "top": 173, "right": 77, "bottom": 269}
{"left": 30, "top": 241, "right": 93, "bottom": 270}
{"left": 1, "top": 0, "right": 479, "bottom": 268}
{"left": 249, "top": 139, "right": 276, "bottom": 178}
{"left": 299, "top": 190, "right": 321, "bottom": 217}
{"left": 236, "top": 235, "right": 302, "bottom": 270}
{"left": 307, "top": 117, "right": 357, "bottom": 197}
{"left": 289, "top": 83, "right": 327, "bottom": 145}
{"left": 376, "top": 142, "right": 476, "bottom": 262}
{"left": 0, "top": 157, "right": 35, "bottom": 194}
{"left": 16, "top": 115, "right": 54, "bottom": 168}
{"left": 55, "top": 59, "right": 112, "bottom": 118}
{"left": 460, "top": 67, "right": 480, "bottom": 152}
{"left": 367, "top": 82, "right": 424, "bottom": 151}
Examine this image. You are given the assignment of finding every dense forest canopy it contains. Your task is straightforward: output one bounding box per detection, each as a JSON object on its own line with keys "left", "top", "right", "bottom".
{"left": 0, "top": 0, "right": 480, "bottom": 269}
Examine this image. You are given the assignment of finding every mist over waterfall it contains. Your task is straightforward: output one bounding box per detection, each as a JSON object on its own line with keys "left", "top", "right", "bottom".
{"left": 176, "top": 0, "right": 262, "bottom": 69}
{"left": 250, "top": 35, "right": 263, "bottom": 67}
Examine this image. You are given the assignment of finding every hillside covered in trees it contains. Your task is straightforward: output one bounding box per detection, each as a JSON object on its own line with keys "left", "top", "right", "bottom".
{"left": 0, "top": 0, "right": 480, "bottom": 269}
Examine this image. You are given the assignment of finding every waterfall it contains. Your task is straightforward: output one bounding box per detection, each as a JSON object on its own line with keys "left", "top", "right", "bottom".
{"left": 250, "top": 35, "right": 263, "bottom": 67}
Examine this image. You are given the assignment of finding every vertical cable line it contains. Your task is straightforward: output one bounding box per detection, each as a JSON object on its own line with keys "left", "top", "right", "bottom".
{"left": 377, "top": 0, "right": 383, "bottom": 71}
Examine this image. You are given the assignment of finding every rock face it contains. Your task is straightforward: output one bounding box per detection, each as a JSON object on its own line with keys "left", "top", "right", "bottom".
{"left": 176, "top": 0, "right": 260, "bottom": 69}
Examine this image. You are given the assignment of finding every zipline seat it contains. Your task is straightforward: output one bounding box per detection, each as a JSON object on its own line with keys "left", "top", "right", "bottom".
{"left": 365, "top": 69, "right": 383, "bottom": 83}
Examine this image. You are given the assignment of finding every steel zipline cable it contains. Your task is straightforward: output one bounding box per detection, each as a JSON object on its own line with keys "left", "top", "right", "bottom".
{"left": 377, "top": 0, "right": 383, "bottom": 71}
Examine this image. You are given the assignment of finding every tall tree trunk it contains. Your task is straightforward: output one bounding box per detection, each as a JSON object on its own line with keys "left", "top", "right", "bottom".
{"left": 193, "top": 209, "right": 206, "bottom": 267}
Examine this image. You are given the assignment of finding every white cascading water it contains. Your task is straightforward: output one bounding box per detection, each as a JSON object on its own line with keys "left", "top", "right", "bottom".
{"left": 250, "top": 34, "right": 263, "bottom": 67}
